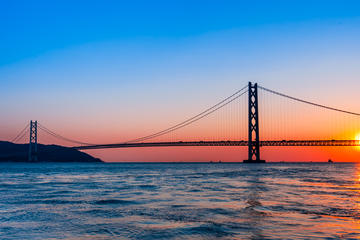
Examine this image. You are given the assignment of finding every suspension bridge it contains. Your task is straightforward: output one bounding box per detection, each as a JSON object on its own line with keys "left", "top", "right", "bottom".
{"left": 10, "top": 82, "right": 360, "bottom": 163}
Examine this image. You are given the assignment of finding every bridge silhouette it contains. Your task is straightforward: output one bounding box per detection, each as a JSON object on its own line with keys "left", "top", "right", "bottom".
{"left": 11, "top": 82, "right": 360, "bottom": 163}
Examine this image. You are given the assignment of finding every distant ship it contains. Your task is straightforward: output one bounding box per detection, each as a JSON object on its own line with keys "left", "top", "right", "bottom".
{"left": 328, "top": 159, "right": 333, "bottom": 163}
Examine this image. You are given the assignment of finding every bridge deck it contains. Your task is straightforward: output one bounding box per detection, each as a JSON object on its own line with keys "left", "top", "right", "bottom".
{"left": 73, "top": 140, "right": 360, "bottom": 150}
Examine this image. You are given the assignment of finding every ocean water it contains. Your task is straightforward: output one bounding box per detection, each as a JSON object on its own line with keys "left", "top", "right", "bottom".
{"left": 0, "top": 163, "right": 360, "bottom": 240}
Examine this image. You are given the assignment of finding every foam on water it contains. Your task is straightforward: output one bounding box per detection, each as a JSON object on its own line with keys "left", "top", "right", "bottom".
{"left": 0, "top": 162, "right": 360, "bottom": 239}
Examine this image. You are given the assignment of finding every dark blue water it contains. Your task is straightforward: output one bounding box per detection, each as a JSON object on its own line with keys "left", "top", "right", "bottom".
{"left": 0, "top": 163, "right": 359, "bottom": 239}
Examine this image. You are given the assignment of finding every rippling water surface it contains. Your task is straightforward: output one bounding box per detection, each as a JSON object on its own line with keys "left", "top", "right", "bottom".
{"left": 1, "top": 162, "right": 360, "bottom": 239}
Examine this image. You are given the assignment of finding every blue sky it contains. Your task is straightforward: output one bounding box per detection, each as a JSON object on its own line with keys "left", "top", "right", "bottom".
{"left": 1, "top": 1, "right": 360, "bottom": 161}
{"left": 1, "top": 0, "right": 360, "bottom": 65}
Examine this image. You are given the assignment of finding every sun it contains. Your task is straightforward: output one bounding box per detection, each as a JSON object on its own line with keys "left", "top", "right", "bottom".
{"left": 356, "top": 134, "right": 360, "bottom": 149}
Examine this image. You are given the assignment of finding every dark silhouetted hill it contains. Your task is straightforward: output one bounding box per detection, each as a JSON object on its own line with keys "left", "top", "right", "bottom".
{"left": 0, "top": 141, "right": 102, "bottom": 162}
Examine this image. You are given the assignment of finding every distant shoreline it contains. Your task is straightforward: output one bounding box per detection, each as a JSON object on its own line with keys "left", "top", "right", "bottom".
{"left": 0, "top": 141, "right": 102, "bottom": 163}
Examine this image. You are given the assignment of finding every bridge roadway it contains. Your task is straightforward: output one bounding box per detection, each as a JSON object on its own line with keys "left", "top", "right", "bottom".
{"left": 73, "top": 140, "right": 360, "bottom": 150}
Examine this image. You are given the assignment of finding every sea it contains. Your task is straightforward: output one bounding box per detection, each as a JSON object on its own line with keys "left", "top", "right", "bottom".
{"left": 0, "top": 162, "right": 359, "bottom": 240}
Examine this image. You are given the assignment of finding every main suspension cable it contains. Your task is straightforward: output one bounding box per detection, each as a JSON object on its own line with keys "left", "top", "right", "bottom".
{"left": 258, "top": 85, "right": 360, "bottom": 116}
{"left": 125, "top": 86, "right": 248, "bottom": 143}
{"left": 12, "top": 123, "right": 29, "bottom": 143}
{"left": 38, "top": 123, "right": 94, "bottom": 145}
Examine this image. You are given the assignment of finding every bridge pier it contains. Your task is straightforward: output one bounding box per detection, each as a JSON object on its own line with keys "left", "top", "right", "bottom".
{"left": 28, "top": 120, "right": 38, "bottom": 162}
{"left": 244, "top": 82, "right": 265, "bottom": 163}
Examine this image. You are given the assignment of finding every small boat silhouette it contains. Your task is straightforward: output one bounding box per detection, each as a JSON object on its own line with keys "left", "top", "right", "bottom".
{"left": 328, "top": 159, "right": 333, "bottom": 163}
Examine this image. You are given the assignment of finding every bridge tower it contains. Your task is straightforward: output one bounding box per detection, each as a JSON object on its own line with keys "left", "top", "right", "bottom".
{"left": 244, "top": 82, "right": 265, "bottom": 163}
{"left": 28, "top": 120, "right": 38, "bottom": 162}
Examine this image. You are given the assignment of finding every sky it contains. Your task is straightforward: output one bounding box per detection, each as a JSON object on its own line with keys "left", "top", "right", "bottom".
{"left": 1, "top": 0, "right": 360, "bottom": 162}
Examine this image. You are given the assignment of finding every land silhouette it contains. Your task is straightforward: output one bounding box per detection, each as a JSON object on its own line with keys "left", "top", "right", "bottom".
{"left": 0, "top": 141, "right": 102, "bottom": 162}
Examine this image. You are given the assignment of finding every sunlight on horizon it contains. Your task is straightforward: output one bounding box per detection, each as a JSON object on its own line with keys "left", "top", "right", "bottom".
{"left": 356, "top": 134, "right": 360, "bottom": 150}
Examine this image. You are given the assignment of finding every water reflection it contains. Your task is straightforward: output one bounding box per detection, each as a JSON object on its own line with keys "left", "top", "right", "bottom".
{"left": 243, "top": 170, "right": 266, "bottom": 240}
{"left": 1, "top": 163, "right": 360, "bottom": 239}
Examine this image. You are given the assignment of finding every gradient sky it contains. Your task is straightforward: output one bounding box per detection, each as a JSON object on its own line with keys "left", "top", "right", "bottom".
{"left": 1, "top": 0, "right": 360, "bottom": 162}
